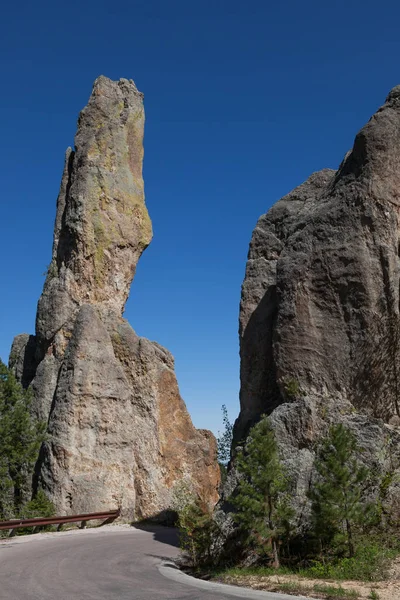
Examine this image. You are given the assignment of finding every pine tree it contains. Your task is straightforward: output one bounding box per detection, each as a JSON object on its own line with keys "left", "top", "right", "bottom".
{"left": 171, "top": 480, "right": 220, "bottom": 567}
{"left": 177, "top": 499, "right": 220, "bottom": 567}
{"left": 217, "top": 404, "right": 233, "bottom": 465}
{"left": 216, "top": 404, "right": 233, "bottom": 485}
{"left": 232, "top": 416, "right": 293, "bottom": 568}
{"left": 309, "top": 424, "right": 372, "bottom": 558}
{"left": 0, "top": 360, "right": 47, "bottom": 518}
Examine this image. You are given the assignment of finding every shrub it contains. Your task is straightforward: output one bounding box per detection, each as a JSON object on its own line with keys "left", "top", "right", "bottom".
{"left": 19, "top": 489, "right": 55, "bottom": 519}
{"left": 282, "top": 377, "right": 302, "bottom": 399}
{"left": 301, "top": 543, "right": 394, "bottom": 582}
{"left": 16, "top": 489, "right": 55, "bottom": 535}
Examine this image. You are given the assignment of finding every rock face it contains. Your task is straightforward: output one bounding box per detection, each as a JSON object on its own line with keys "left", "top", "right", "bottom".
{"left": 235, "top": 87, "right": 400, "bottom": 509}
{"left": 10, "top": 76, "right": 219, "bottom": 518}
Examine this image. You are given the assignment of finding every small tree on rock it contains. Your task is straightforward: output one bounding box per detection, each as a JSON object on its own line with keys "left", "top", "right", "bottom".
{"left": 232, "top": 416, "right": 293, "bottom": 568}
{"left": 217, "top": 404, "right": 233, "bottom": 465}
{"left": 217, "top": 404, "right": 233, "bottom": 484}
{"left": 309, "top": 423, "right": 373, "bottom": 558}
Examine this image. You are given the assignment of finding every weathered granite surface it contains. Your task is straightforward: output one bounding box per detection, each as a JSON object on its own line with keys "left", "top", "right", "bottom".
{"left": 234, "top": 86, "right": 400, "bottom": 513}
{"left": 10, "top": 76, "right": 219, "bottom": 518}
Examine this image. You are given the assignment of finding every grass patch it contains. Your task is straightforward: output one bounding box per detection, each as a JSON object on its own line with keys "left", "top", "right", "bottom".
{"left": 216, "top": 565, "right": 293, "bottom": 578}
{"left": 299, "top": 544, "right": 397, "bottom": 582}
{"left": 313, "top": 583, "right": 359, "bottom": 598}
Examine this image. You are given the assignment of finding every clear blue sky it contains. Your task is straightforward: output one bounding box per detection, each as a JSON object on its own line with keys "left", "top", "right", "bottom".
{"left": 1, "top": 0, "right": 399, "bottom": 434}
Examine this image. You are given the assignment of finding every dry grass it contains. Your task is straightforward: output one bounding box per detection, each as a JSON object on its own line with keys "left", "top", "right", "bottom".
{"left": 213, "top": 568, "right": 400, "bottom": 600}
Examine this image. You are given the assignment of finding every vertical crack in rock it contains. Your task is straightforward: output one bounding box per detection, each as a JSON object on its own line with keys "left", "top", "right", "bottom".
{"left": 10, "top": 76, "right": 219, "bottom": 518}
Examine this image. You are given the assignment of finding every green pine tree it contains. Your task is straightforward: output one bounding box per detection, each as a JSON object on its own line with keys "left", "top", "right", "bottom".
{"left": 177, "top": 499, "right": 220, "bottom": 567}
{"left": 309, "top": 424, "right": 372, "bottom": 558}
{"left": 217, "top": 404, "right": 233, "bottom": 484}
{"left": 172, "top": 481, "right": 220, "bottom": 568}
{"left": 0, "top": 360, "right": 47, "bottom": 518}
{"left": 217, "top": 404, "right": 233, "bottom": 465}
{"left": 232, "top": 416, "right": 293, "bottom": 568}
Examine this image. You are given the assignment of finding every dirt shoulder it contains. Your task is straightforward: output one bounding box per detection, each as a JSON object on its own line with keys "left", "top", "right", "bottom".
{"left": 213, "top": 572, "right": 397, "bottom": 600}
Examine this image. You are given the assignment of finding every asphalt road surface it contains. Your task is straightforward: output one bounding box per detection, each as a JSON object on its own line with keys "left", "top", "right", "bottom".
{"left": 0, "top": 524, "right": 311, "bottom": 600}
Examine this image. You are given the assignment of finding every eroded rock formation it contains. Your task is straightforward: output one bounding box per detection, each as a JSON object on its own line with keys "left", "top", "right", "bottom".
{"left": 235, "top": 86, "right": 400, "bottom": 508}
{"left": 10, "top": 76, "right": 219, "bottom": 518}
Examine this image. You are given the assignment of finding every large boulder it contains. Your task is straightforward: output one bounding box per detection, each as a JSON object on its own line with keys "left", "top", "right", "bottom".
{"left": 235, "top": 86, "right": 400, "bottom": 511}
{"left": 10, "top": 76, "right": 219, "bottom": 518}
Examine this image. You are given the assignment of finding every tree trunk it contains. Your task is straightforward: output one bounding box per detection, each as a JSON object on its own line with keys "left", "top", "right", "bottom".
{"left": 272, "top": 539, "right": 280, "bottom": 569}
{"left": 267, "top": 493, "right": 280, "bottom": 569}
{"left": 346, "top": 519, "right": 355, "bottom": 558}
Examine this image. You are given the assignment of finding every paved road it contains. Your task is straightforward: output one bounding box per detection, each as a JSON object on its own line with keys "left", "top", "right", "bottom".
{"left": 0, "top": 525, "right": 309, "bottom": 600}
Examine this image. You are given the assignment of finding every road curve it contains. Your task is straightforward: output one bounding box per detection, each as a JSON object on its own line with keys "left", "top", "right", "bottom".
{"left": 0, "top": 524, "right": 310, "bottom": 600}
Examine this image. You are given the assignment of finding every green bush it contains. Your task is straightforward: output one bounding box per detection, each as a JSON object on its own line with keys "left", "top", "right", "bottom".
{"left": 16, "top": 489, "right": 55, "bottom": 535}
{"left": 19, "top": 489, "right": 55, "bottom": 519}
{"left": 283, "top": 378, "right": 302, "bottom": 399}
{"left": 301, "top": 543, "right": 395, "bottom": 582}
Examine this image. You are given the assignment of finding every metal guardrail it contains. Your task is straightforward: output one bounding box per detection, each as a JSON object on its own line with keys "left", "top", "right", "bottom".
{"left": 0, "top": 508, "right": 120, "bottom": 535}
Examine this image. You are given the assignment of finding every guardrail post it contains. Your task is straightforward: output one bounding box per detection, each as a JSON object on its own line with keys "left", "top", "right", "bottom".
{"left": 57, "top": 523, "right": 63, "bottom": 532}
{"left": 9, "top": 529, "right": 16, "bottom": 537}
{"left": 80, "top": 520, "right": 87, "bottom": 529}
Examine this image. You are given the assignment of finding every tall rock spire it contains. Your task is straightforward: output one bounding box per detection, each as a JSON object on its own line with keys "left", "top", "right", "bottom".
{"left": 37, "top": 76, "right": 152, "bottom": 349}
{"left": 10, "top": 76, "right": 219, "bottom": 518}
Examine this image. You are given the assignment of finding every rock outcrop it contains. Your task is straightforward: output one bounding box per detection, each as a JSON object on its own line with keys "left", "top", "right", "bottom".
{"left": 235, "top": 86, "right": 400, "bottom": 510}
{"left": 10, "top": 76, "right": 219, "bottom": 518}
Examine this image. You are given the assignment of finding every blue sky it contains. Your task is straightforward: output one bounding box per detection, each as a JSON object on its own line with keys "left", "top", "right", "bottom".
{"left": 1, "top": 0, "right": 399, "bottom": 434}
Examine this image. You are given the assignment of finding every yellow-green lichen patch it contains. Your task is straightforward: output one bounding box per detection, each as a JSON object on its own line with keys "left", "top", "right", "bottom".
{"left": 126, "top": 115, "right": 144, "bottom": 182}
{"left": 77, "top": 91, "right": 152, "bottom": 295}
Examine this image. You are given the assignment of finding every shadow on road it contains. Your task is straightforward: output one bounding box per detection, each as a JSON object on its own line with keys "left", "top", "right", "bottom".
{"left": 132, "top": 523, "right": 180, "bottom": 548}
